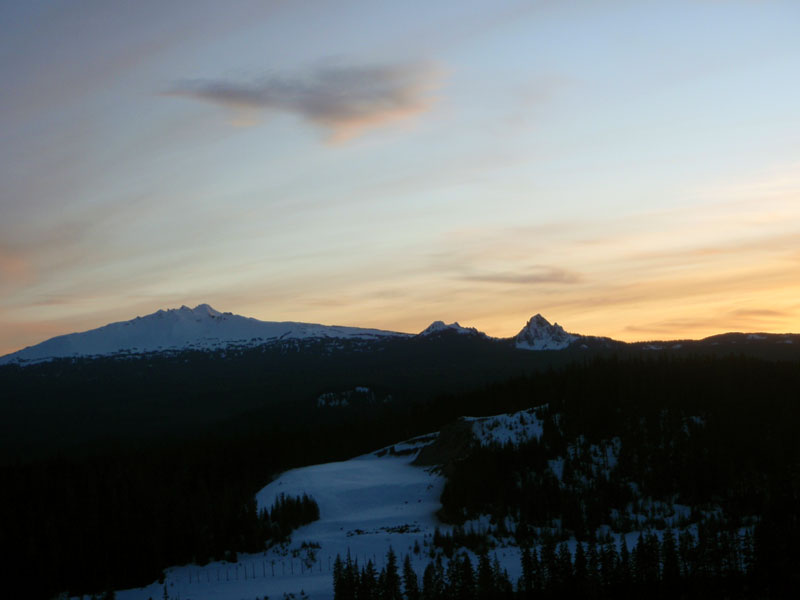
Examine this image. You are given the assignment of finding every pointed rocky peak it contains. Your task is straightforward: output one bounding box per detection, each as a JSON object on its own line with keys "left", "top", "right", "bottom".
{"left": 418, "top": 320, "right": 486, "bottom": 338}
{"left": 515, "top": 314, "right": 578, "bottom": 350}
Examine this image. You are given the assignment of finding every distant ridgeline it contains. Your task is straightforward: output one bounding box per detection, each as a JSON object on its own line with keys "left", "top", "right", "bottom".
{"left": 1, "top": 354, "right": 799, "bottom": 598}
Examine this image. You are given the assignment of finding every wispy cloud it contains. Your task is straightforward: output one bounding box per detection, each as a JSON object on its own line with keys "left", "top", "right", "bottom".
{"left": 623, "top": 305, "right": 798, "bottom": 338}
{"left": 730, "top": 308, "right": 789, "bottom": 319}
{"left": 166, "top": 62, "right": 440, "bottom": 141}
{"left": 461, "top": 266, "right": 582, "bottom": 285}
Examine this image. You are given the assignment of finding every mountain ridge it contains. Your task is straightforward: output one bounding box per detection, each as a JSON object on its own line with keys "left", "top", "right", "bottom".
{"left": 2, "top": 303, "right": 798, "bottom": 366}
{"left": 1, "top": 304, "right": 578, "bottom": 365}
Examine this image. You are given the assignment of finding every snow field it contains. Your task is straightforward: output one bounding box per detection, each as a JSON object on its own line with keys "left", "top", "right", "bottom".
{"left": 92, "top": 408, "right": 735, "bottom": 600}
{"left": 466, "top": 408, "right": 545, "bottom": 447}
{"left": 112, "top": 448, "right": 445, "bottom": 600}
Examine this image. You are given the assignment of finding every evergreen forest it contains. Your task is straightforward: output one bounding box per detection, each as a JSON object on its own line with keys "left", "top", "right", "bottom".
{"left": 1, "top": 348, "right": 798, "bottom": 598}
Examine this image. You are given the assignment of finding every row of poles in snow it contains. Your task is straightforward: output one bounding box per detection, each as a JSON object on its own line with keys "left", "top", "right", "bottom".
{"left": 186, "top": 557, "right": 327, "bottom": 584}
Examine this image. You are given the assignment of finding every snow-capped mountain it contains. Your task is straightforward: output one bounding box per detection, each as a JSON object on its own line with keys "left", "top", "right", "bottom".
{"left": 417, "top": 320, "right": 486, "bottom": 337}
{"left": 0, "top": 306, "right": 587, "bottom": 366}
{"left": 514, "top": 313, "right": 579, "bottom": 350}
{"left": 0, "top": 304, "right": 408, "bottom": 365}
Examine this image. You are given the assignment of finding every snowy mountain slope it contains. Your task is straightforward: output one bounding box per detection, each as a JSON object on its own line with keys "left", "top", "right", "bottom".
{"left": 108, "top": 413, "right": 557, "bottom": 600}
{"left": 113, "top": 434, "right": 444, "bottom": 600}
{"left": 109, "top": 418, "right": 550, "bottom": 600}
{"left": 101, "top": 405, "right": 733, "bottom": 600}
{"left": 466, "top": 407, "right": 546, "bottom": 447}
{"left": 413, "top": 408, "right": 548, "bottom": 467}
{"left": 514, "top": 314, "right": 579, "bottom": 350}
{"left": 0, "top": 304, "right": 408, "bottom": 365}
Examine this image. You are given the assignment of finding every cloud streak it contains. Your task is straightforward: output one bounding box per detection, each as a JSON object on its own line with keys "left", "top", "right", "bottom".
{"left": 622, "top": 306, "right": 798, "bottom": 338}
{"left": 461, "top": 266, "right": 582, "bottom": 285}
{"left": 166, "top": 62, "right": 440, "bottom": 141}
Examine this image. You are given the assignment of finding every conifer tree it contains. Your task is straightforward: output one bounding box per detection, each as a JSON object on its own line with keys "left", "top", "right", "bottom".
{"left": 382, "top": 547, "right": 402, "bottom": 600}
{"left": 679, "top": 529, "right": 696, "bottom": 581}
{"left": 403, "top": 554, "right": 420, "bottom": 600}
{"left": 333, "top": 555, "right": 349, "bottom": 600}
{"left": 574, "top": 541, "right": 589, "bottom": 595}
{"left": 444, "top": 555, "right": 459, "bottom": 597}
{"left": 490, "top": 554, "right": 513, "bottom": 599}
{"left": 421, "top": 562, "right": 438, "bottom": 600}
{"left": 633, "top": 531, "right": 660, "bottom": 587}
{"left": 434, "top": 556, "right": 445, "bottom": 599}
{"left": 540, "top": 538, "right": 557, "bottom": 591}
{"left": 457, "top": 553, "right": 476, "bottom": 600}
{"left": 360, "top": 560, "right": 378, "bottom": 600}
{"left": 617, "top": 537, "right": 632, "bottom": 594}
{"left": 477, "top": 553, "right": 494, "bottom": 600}
{"left": 632, "top": 531, "right": 646, "bottom": 586}
{"left": 741, "top": 529, "right": 755, "bottom": 578}
{"left": 519, "top": 547, "right": 534, "bottom": 598}
{"left": 661, "top": 528, "right": 680, "bottom": 589}
{"left": 586, "top": 541, "right": 601, "bottom": 592}
{"left": 556, "top": 542, "right": 573, "bottom": 590}
{"left": 600, "top": 540, "right": 617, "bottom": 589}
{"left": 343, "top": 552, "right": 358, "bottom": 600}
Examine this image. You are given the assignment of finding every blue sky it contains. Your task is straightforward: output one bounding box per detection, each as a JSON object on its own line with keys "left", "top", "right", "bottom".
{"left": 2, "top": 0, "right": 800, "bottom": 353}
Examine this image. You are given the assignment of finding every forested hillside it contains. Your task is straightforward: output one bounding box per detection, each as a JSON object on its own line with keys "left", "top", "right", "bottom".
{"left": 433, "top": 358, "right": 800, "bottom": 596}
{"left": 2, "top": 353, "right": 799, "bottom": 598}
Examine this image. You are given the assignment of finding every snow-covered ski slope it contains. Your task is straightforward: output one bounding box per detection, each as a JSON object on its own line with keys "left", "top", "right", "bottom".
{"left": 109, "top": 410, "right": 551, "bottom": 600}
{"left": 100, "top": 408, "right": 666, "bottom": 600}
{"left": 113, "top": 435, "right": 444, "bottom": 600}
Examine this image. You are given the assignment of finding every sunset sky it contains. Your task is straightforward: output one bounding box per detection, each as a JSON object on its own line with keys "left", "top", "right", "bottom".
{"left": 2, "top": 0, "right": 800, "bottom": 355}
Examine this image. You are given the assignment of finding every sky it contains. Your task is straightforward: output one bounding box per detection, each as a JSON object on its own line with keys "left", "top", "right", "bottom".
{"left": 1, "top": 0, "right": 800, "bottom": 355}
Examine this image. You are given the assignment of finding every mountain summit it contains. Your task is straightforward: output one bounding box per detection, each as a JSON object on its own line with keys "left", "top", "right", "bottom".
{"left": 0, "top": 304, "right": 405, "bottom": 365}
{"left": 514, "top": 314, "right": 579, "bottom": 350}
{"left": 418, "top": 321, "right": 486, "bottom": 337}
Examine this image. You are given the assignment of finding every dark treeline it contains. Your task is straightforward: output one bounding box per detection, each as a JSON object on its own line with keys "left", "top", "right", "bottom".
{"left": 0, "top": 334, "right": 565, "bottom": 462}
{"left": 334, "top": 547, "right": 409, "bottom": 600}
{"left": 268, "top": 493, "right": 320, "bottom": 541}
{"left": 2, "top": 353, "right": 799, "bottom": 597}
{"left": 0, "top": 411, "right": 376, "bottom": 599}
{"left": 6, "top": 331, "right": 794, "bottom": 462}
{"left": 336, "top": 524, "right": 774, "bottom": 600}
{"left": 1, "top": 470, "right": 317, "bottom": 599}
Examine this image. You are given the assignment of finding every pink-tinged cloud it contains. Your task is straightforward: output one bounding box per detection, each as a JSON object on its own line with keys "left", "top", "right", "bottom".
{"left": 0, "top": 248, "right": 30, "bottom": 285}
{"left": 165, "top": 62, "right": 440, "bottom": 141}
